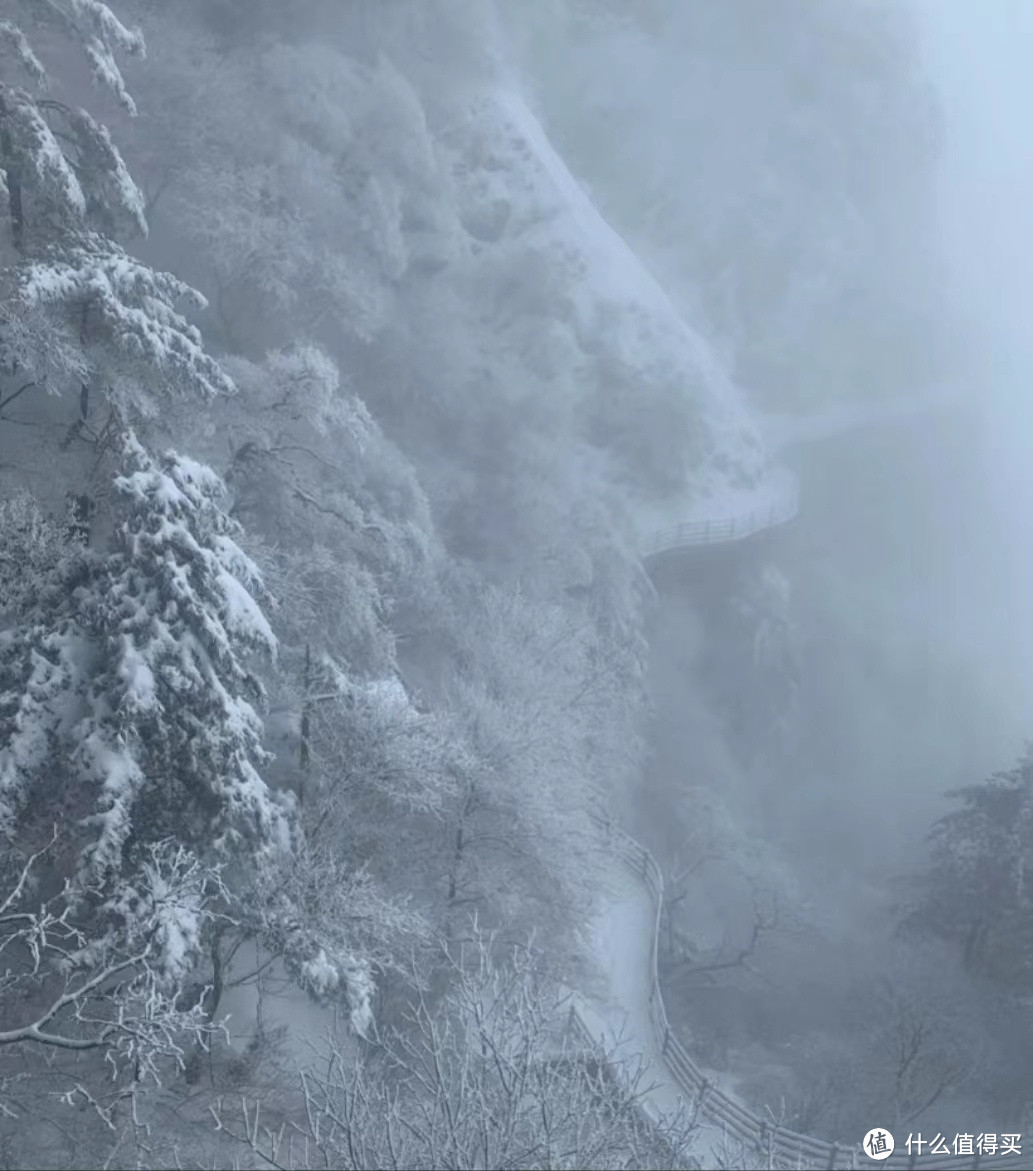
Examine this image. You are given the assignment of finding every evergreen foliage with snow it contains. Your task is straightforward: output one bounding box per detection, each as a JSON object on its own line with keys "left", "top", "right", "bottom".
{"left": 0, "top": 2, "right": 980, "bottom": 1165}
{"left": 903, "top": 749, "right": 1033, "bottom": 995}
{"left": 0, "top": 0, "right": 234, "bottom": 419}
{"left": 0, "top": 434, "right": 291, "bottom": 902}
{"left": 0, "top": 491, "right": 67, "bottom": 617}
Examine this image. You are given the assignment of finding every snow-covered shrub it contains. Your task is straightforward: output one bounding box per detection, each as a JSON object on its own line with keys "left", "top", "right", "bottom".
{"left": 213, "top": 927, "right": 698, "bottom": 1170}
{"left": 238, "top": 838, "right": 427, "bottom": 1041}
{"left": 0, "top": 492, "right": 67, "bottom": 618}
{"left": 0, "top": 834, "right": 224, "bottom": 1115}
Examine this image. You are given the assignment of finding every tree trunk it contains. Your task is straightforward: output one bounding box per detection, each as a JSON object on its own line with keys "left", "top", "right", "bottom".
{"left": 0, "top": 107, "right": 24, "bottom": 252}
{"left": 79, "top": 304, "right": 91, "bottom": 419}
{"left": 447, "top": 821, "right": 464, "bottom": 905}
{"left": 66, "top": 493, "right": 93, "bottom": 546}
{"left": 185, "top": 924, "right": 228, "bottom": 1085}
{"left": 299, "top": 642, "right": 311, "bottom": 805}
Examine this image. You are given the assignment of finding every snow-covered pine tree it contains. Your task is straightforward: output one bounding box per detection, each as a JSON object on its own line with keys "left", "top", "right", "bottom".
{"left": 0, "top": 4, "right": 297, "bottom": 1046}
{"left": 0, "top": 425, "right": 309, "bottom": 1101}
{"left": 0, "top": 0, "right": 233, "bottom": 428}
{"left": 0, "top": 432, "right": 291, "bottom": 941}
{"left": 0, "top": 431, "right": 433, "bottom": 1046}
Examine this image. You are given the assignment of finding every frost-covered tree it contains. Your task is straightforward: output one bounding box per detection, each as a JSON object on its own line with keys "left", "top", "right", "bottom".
{"left": 901, "top": 748, "right": 1033, "bottom": 995}
{"left": 110, "top": 6, "right": 463, "bottom": 355}
{"left": 0, "top": 834, "right": 218, "bottom": 1088}
{"left": 701, "top": 561, "right": 801, "bottom": 768}
{"left": 418, "top": 575, "right": 633, "bottom": 962}
{"left": 199, "top": 342, "right": 444, "bottom": 817}
{"left": 147, "top": 338, "right": 457, "bottom": 1044}
{"left": 216, "top": 343, "right": 438, "bottom": 647}
{"left": 213, "top": 927, "right": 696, "bottom": 1171}
{"left": 0, "top": 491, "right": 66, "bottom": 616}
{"left": 504, "top": 0, "right": 950, "bottom": 410}
{"left": 297, "top": 668, "right": 460, "bottom": 821}
{"left": 187, "top": 664, "right": 462, "bottom": 1049}
{"left": 219, "top": 834, "right": 429, "bottom": 1043}
{"left": 0, "top": 434, "right": 291, "bottom": 915}
{"left": 659, "top": 786, "right": 803, "bottom": 986}
{"left": 0, "top": 1, "right": 234, "bottom": 428}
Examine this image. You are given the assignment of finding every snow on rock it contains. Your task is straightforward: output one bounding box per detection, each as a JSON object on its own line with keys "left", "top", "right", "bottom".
{"left": 299, "top": 948, "right": 342, "bottom": 999}
{"left": 357, "top": 675, "right": 415, "bottom": 718}
{"left": 483, "top": 89, "right": 770, "bottom": 498}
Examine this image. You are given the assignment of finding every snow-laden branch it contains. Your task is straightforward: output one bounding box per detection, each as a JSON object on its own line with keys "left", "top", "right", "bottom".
{"left": 0, "top": 835, "right": 221, "bottom": 1104}
{"left": 211, "top": 924, "right": 699, "bottom": 1170}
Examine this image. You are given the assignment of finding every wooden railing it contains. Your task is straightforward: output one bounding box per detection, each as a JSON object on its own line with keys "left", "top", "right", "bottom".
{"left": 573, "top": 812, "right": 1028, "bottom": 1170}
{"left": 641, "top": 485, "right": 800, "bottom": 559}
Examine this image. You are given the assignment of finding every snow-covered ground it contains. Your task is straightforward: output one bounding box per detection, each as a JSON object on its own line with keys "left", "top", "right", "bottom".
{"left": 462, "top": 92, "right": 798, "bottom": 1152}
{"left": 580, "top": 856, "right": 747, "bottom": 1167}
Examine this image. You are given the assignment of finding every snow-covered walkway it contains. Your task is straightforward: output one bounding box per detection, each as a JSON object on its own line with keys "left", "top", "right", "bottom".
{"left": 574, "top": 828, "right": 750, "bottom": 1168}
{"left": 637, "top": 465, "right": 800, "bottom": 558}
{"left": 482, "top": 77, "right": 995, "bottom": 1171}
{"left": 577, "top": 825, "right": 1030, "bottom": 1170}
{"left": 575, "top": 878, "right": 722, "bottom": 1166}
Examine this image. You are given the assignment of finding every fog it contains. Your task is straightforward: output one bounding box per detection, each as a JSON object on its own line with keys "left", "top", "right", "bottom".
{"left": 3, "top": 2, "right": 1033, "bottom": 1166}
{"left": 505, "top": 0, "right": 1033, "bottom": 1145}
{"left": 920, "top": 0, "right": 1033, "bottom": 704}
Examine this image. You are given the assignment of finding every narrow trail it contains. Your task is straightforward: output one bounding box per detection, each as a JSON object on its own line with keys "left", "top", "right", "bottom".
{"left": 579, "top": 818, "right": 1030, "bottom": 1170}
{"left": 596, "top": 477, "right": 1025, "bottom": 1167}
{"left": 575, "top": 857, "right": 732, "bottom": 1167}
{"left": 491, "top": 76, "right": 984, "bottom": 1170}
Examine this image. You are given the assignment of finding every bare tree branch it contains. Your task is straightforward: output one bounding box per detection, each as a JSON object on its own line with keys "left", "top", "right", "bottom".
{"left": 211, "top": 925, "right": 698, "bottom": 1169}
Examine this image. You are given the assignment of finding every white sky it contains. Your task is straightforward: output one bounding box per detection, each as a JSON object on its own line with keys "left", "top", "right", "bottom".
{"left": 917, "top": 2, "right": 1033, "bottom": 478}
{"left": 913, "top": 2, "right": 1033, "bottom": 718}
